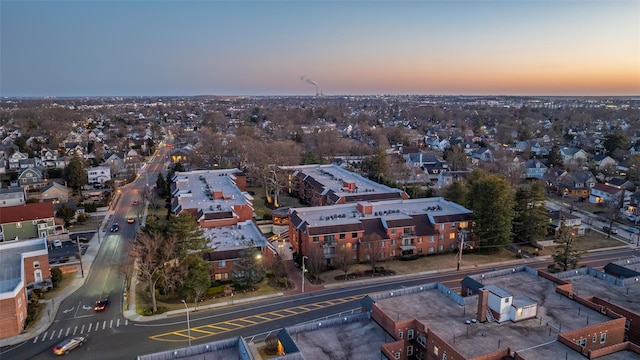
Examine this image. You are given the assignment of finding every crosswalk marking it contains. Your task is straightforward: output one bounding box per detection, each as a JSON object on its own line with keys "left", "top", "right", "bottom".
{"left": 30, "top": 317, "right": 130, "bottom": 344}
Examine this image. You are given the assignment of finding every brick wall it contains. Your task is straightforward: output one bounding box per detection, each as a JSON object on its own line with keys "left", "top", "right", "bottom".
{"left": 425, "top": 329, "right": 465, "bottom": 360}
{"left": 477, "top": 289, "right": 488, "bottom": 322}
{"left": 0, "top": 291, "right": 26, "bottom": 339}
{"left": 589, "top": 341, "right": 640, "bottom": 358}
{"left": 590, "top": 297, "right": 640, "bottom": 345}
{"left": 469, "top": 347, "right": 512, "bottom": 360}
{"left": 558, "top": 317, "right": 626, "bottom": 354}
{"left": 381, "top": 339, "right": 405, "bottom": 360}
{"left": 23, "top": 253, "right": 51, "bottom": 284}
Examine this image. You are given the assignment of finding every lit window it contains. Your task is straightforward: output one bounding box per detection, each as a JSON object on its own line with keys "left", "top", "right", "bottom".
{"left": 434, "top": 346, "right": 439, "bottom": 355}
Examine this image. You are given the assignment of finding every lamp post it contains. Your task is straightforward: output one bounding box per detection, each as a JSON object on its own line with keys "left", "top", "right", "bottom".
{"left": 76, "top": 236, "right": 84, "bottom": 278}
{"left": 301, "top": 255, "right": 308, "bottom": 293}
{"left": 181, "top": 300, "right": 191, "bottom": 347}
{"left": 457, "top": 228, "right": 467, "bottom": 271}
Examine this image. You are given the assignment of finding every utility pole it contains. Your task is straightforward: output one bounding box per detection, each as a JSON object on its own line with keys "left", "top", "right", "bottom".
{"left": 302, "top": 255, "right": 308, "bottom": 293}
{"left": 457, "top": 228, "right": 468, "bottom": 271}
{"left": 76, "top": 236, "right": 84, "bottom": 278}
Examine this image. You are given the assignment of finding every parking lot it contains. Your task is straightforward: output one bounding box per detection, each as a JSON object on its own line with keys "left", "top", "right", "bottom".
{"left": 48, "top": 232, "right": 95, "bottom": 264}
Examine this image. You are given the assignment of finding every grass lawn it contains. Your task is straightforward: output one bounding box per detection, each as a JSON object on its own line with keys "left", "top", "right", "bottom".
{"left": 248, "top": 186, "right": 306, "bottom": 219}
{"left": 135, "top": 278, "right": 282, "bottom": 315}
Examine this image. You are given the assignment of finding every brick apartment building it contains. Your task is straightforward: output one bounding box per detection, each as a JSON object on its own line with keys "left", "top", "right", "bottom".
{"left": 281, "top": 164, "right": 409, "bottom": 207}
{"left": 170, "top": 169, "right": 253, "bottom": 227}
{"left": 288, "top": 197, "right": 474, "bottom": 266}
{"left": 0, "top": 238, "right": 50, "bottom": 339}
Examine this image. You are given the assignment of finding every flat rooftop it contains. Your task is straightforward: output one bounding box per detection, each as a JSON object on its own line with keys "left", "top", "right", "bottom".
{"left": 292, "top": 318, "right": 388, "bottom": 360}
{"left": 203, "top": 220, "right": 267, "bottom": 251}
{"left": 375, "top": 270, "right": 612, "bottom": 359}
{"left": 0, "top": 239, "right": 48, "bottom": 293}
{"left": 282, "top": 163, "right": 403, "bottom": 198}
{"left": 172, "top": 169, "right": 252, "bottom": 213}
{"left": 517, "top": 341, "right": 640, "bottom": 360}
{"left": 291, "top": 197, "right": 470, "bottom": 228}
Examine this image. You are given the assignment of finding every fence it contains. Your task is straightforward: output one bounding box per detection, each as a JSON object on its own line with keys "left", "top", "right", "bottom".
{"left": 136, "top": 336, "right": 252, "bottom": 360}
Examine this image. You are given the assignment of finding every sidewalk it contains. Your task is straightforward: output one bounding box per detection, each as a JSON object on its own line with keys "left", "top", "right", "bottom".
{"left": 0, "top": 212, "right": 111, "bottom": 348}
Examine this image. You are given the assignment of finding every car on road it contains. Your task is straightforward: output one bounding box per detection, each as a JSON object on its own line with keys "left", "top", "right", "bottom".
{"left": 53, "top": 336, "right": 86, "bottom": 355}
{"left": 94, "top": 295, "right": 109, "bottom": 311}
{"left": 626, "top": 226, "right": 640, "bottom": 235}
{"left": 52, "top": 239, "right": 63, "bottom": 249}
{"left": 132, "top": 200, "right": 139, "bottom": 206}
{"left": 603, "top": 226, "right": 618, "bottom": 234}
{"left": 127, "top": 217, "right": 136, "bottom": 224}
{"left": 110, "top": 223, "right": 120, "bottom": 232}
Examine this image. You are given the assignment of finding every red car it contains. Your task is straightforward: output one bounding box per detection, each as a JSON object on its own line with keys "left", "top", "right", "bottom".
{"left": 94, "top": 296, "right": 109, "bottom": 311}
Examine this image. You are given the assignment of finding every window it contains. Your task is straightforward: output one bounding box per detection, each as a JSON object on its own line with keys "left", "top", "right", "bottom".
{"left": 33, "top": 261, "right": 40, "bottom": 269}
{"left": 504, "top": 297, "right": 510, "bottom": 304}
{"left": 16, "top": 222, "right": 22, "bottom": 229}
{"left": 592, "top": 335, "right": 597, "bottom": 343}
{"left": 626, "top": 320, "right": 630, "bottom": 330}
{"left": 398, "top": 331, "right": 403, "bottom": 339}
{"left": 324, "top": 235, "right": 335, "bottom": 242}
{"left": 352, "top": 232, "right": 358, "bottom": 238}
{"left": 600, "top": 333, "right": 606, "bottom": 344}
{"left": 339, "top": 244, "right": 346, "bottom": 250}
{"left": 418, "top": 248, "right": 423, "bottom": 254}
{"left": 576, "top": 338, "right": 586, "bottom": 347}
{"left": 438, "top": 245, "right": 444, "bottom": 251}
{"left": 19, "top": 312, "right": 24, "bottom": 321}
{"left": 18, "top": 298, "right": 22, "bottom": 308}
{"left": 449, "top": 232, "right": 456, "bottom": 240}
{"left": 417, "top": 237, "right": 423, "bottom": 244}
{"left": 433, "top": 346, "right": 439, "bottom": 356}
{"left": 218, "top": 260, "right": 226, "bottom": 267}
{"left": 440, "top": 224, "right": 444, "bottom": 230}
{"left": 352, "top": 243, "right": 358, "bottom": 250}
{"left": 380, "top": 241, "right": 385, "bottom": 248}
{"left": 429, "top": 236, "right": 435, "bottom": 243}
{"left": 417, "top": 335, "right": 426, "bottom": 347}
{"left": 394, "top": 352, "right": 400, "bottom": 360}
{"left": 408, "top": 329, "right": 414, "bottom": 339}
{"left": 39, "top": 223, "right": 46, "bottom": 230}
{"left": 391, "top": 239, "right": 396, "bottom": 246}
{"left": 451, "top": 222, "right": 456, "bottom": 228}
{"left": 391, "top": 250, "right": 395, "bottom": 257}
{"left": 407, "top": 345, "right": 413, "bottom": 356}
{"left": 428, "top": 247, "right": 434, "bottom": 253}
{"left": 313, "top": 236, "right": 319, "bottom": 243}
{"left": 391, "top": 229, "right": 396, "bottom": 235}
{"left": 443, "top": 354, "right": 447, "bottom": 360}
{"left": 339, "top": 233, "right": 345, "bottom": 239}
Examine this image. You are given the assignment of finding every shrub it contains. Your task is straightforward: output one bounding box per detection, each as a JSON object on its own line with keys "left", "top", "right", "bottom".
{"left": 51, "top": 268, "right": 63, "bottom": 288}
{"left": 265, "top": 269, "right": 274, "bottom": 278}
{"left": 374, "top": 266, "right": 385, "bottom": 273}
{"left": 205, "top": 285, "right": 224, "bottom": 298}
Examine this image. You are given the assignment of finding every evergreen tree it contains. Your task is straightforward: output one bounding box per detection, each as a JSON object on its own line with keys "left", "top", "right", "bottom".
{"left": 156, "top": 172, "right": 167, "bottom": 197}
{"left": 469, "top": 172, "right": 515, "bottom": 250}
{"left": 547, "top": 144, "right": 563, "bottom": 168}
{"left": 166, "top": 212, "right": 207, "bottom": 256}
{"left": 233, "top": 247, "right": 264, "bottom": 289}
{"left": 443, "top": 180, "right": 470, "bottom": 208}
{"left": 551, "top": 224, "right": 583, "bottom": 272}
{"left": 513, "top": 181, "right": 548, "bottom": 244}
{"left": 56, "top": 204, "right": 76, "bottom": 227}
{"left": 182, "top": 255, "right": 211, "bottom": 310}
{"left": 63, "top": 155, "right": 87, "bottom": 195}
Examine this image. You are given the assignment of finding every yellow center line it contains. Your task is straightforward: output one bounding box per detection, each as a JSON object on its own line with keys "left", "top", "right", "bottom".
{"left": 150, "top": 295, "right": 362, "bottom": 342}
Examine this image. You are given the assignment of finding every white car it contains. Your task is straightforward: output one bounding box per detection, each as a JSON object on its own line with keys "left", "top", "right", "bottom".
{"left": 52, "top": 239, "right": 63, "bottom": 249}
{"left": 626, "top": 226, "right": 640, "bottom": 235}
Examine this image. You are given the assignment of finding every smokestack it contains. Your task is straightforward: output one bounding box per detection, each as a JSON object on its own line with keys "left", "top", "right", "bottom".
{"left": 300, "top": 76, "right": 319, "bottom": 96}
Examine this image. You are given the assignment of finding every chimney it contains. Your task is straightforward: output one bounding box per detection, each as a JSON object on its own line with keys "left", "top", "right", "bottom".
{"left": 477, "top": 288, "right": 489, "bottom": 323}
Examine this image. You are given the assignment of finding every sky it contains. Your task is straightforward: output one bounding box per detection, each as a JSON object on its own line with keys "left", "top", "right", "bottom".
{"left": 1, "top": 1, "right": 638, "bottom": 97}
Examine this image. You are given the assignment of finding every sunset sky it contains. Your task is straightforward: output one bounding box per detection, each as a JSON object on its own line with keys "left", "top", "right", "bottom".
{"left": 1, "top": 1, "right": 638, "bottom": 97}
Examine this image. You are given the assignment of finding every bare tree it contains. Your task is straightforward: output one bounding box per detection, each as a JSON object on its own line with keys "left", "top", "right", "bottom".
{"left": 305, "top": 245, "right": 326, "bottom": 283}
{"left": 334, "top": 244, "right": 355, "bottom": 280}
{"left": 133, "top": 232, "right": 165, "bottom": 314}
{"left": 362, "top": 233, "right": 386, "bottom": 275}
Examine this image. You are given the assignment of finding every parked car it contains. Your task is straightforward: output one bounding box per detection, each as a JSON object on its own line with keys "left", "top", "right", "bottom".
{"left": 94, "top": 295, "right": 109, "bottom": 311}
{"left": 602, "top": 226, "right": 618, "bottom": 234}
{"left": 53, "top": 336, "right": 86, "bottom": 355}
{"left": 626, "top": 226, "right": 640, "bottom": 235}
{"left": 52, "top": 239, "right": 63, "bottom": 249}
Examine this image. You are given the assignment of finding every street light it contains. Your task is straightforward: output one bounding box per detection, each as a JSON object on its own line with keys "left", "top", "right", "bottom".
{"left": 301, "top": 256, "right": 309, "bottom": 293}
{"left": 181, "top": 300, "right": 191, "bottom": 347}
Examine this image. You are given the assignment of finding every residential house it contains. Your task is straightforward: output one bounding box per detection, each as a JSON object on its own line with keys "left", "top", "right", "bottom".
{"left": 606, "top": 177, "right": 636, "bottom": 192}
{"left": 590, "top": 182, "right": 630, "bottom": 208}
{"left": 8, "top": 151, "right": 28, "bottom": 171}
{"left": 557, "top": 171, "right": 596, "bottom": 198}
{"left": 125, "top": 148, "right": 142, "bottom": 163}
{"left": 0, "top": 187, "right": 26, "bottom": 207}
{"left": 87, "top": 166, "right": 112, "bottom": 186}
{"left": 523, "top": 159, "right": 548, "bottom": 179}
{"left": 17, "top": 167, "right": 47, "bottom": 191}
{"left": 0, "top": 238, "right": 51, "bottom": 339}
{"left": 435, "top": 170, "right": 470, "bottom": 189}
{"left": 548, "top": 209, "right": 584, "bottom": 236}
{"left": 0, "top": 202, "right": 59, "bottom": 243}
{"left": 103, "top": 152, "right": 125, "bottom": 176}
{"left": 40, "top": 182, "right": 69, "bottom": 203}
{"left": 469, "top": 147, "right": 494, "bottom": 164}
{"left": 40, "top": 148, "right": 64, "bottom": 169}
{"left": 169, "top": 148, "right": 191, "bottom": 165}
{"left": 560, "top": 147, "right": 590, "bottom": 167}
{"left": 593, "top": 154, "right": 618, "bottom": 172}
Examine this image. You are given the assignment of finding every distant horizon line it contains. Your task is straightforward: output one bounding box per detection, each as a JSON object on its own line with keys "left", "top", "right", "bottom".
{"left": 2, "top": 94, "right": 640, "bottom": 100}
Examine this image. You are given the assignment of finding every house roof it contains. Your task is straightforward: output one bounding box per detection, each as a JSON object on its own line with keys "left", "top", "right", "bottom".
{"left": 603, "top": 263, "right": 640, "bottom": 279}
{"left": 593, "top": 182, "right": 623, "bottom": 195}
{"left": 0, "top": 202, "right": 54, "bottom": 223}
